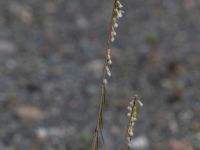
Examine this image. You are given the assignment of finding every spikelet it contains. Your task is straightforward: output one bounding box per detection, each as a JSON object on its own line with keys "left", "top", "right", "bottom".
{"left": 106, "top": 48, "right": 112, "bottom": 65}
{"left": 126, "top": 95, "right": 143, "bottom": 147}
{"left": 110, "top": 0, "right": 124, "bottom": 43}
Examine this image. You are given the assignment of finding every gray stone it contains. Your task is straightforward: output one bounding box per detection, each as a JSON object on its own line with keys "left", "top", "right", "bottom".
{"left": 0, "top": 41, "right": 17, "bottom": 53}
{"left": 129, "top": 135, "right": 149, "bottom": 150}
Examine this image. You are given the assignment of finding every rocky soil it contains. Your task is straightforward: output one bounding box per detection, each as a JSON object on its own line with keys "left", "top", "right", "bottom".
{"left": 0, "top": 0, "right": 200, "bottom": 149}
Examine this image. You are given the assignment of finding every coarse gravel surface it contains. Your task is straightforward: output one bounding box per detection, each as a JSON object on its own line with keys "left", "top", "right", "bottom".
{"left": 0, "top": 0, "right": 200, "bottom": 149}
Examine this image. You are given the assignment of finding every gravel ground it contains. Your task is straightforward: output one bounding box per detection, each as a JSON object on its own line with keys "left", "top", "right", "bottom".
{"left": 0, "top": 0, "right": 200, "bottom": 150}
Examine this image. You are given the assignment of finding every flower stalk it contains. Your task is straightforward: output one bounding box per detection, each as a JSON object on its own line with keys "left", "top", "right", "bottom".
{"left": 91, "top": 0, "right": 124, "bottom": 149}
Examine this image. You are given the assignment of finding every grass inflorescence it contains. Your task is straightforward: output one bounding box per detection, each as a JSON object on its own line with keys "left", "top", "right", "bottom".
{"left": 121, "top": 95, "right": 143, "bottom": 150}
{"left": 90, "top": 0, "right": 143, "bottom": 150}
{"left": 91, "top": 0, "right": 124, "bottom": 149}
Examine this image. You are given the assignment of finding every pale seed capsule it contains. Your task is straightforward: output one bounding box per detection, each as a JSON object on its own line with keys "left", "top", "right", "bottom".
{"left": 137, "top": 100, "right": 144, "bottom": 107}
{"left": 118, "top": 2, "right": 123, "bottom": 8}
{"left": 117, "top": 10, "right": 123, "bottom": 18}
{"left": 114, "top": 23, "right": 118, "bottom": 28}
{"left": 127, "top": 106, "right": 131, "bottom": 110}
{"left": 111, "top": 37, "right": 115, "bottom": 42}
{"left": 111, "top": 31, "right": 117, "bottom": 37}
{"left": 108, "top": 59, "right": 112, "bottom": 65}
{"left": 106, "top": 48, "right": 111, "bottom": 60}
{"left": 105, "top": 66, "right": 111, "bottom": 77}
{"left": 103, "top": 78, "right": 108, "bottom": 85}
{"left": 129, "top": 131, "right": 133, "bottom": 136}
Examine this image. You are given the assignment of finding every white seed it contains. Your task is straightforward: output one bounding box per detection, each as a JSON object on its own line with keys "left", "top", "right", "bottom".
{"left": 117, "top": 10, "right": 125, "bottom": 19}
{"left": 119, "top": 3, "right": 123, "bottom": 8}
{"left": 127, "top": 106, "right": 132, "bottom": 110}
{"left": 103, "top": 78, "right": 108, "bottom": 85}
{"left": 111, "top": 36, "right": 115, "bottom": 42}
{"left": 137, "top": 100, "right": 143, "bottom": 107}
{"left": 105, "top": 66, "right": 111, "bottom": 77}
{"left": 108, "top": 59, "right": 112, "bottom": 65}
{"left": 117, "top": 1, "right": 123, "bottom": 8}
{"left": 130, "top": 131, "right": 133, "bottom": 136}
{"left": 117, "top": 11, "right": 123, "bottom": 18}
{"left": 111, "top": 31, "right": 117, "bottom": 36}
{"left": 114, "top": 23, "right": 118, "bottom": 28}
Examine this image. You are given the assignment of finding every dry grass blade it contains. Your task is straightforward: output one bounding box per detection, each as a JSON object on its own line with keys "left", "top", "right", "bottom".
{"left": 91, "top": 84, "right": 106, "bottom": 150}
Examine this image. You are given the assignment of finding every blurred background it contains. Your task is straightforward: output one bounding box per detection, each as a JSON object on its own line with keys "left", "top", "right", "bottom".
{"left": 0, "top": 0, "right": 200, "bottom": 149}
